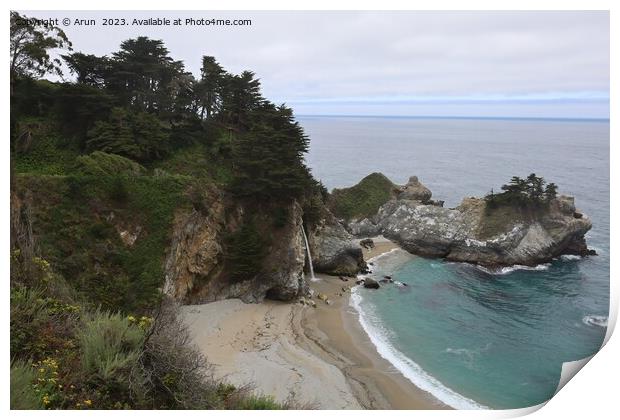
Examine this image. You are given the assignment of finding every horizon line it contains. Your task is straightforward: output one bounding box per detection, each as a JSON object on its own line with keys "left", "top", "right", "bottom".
{"left": 295, "top": 114, "right": 610, "bottom": 122}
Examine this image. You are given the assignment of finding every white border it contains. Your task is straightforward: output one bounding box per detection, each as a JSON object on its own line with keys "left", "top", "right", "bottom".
{"left": 3, "top": 1, "right": 616, "bottom": 419}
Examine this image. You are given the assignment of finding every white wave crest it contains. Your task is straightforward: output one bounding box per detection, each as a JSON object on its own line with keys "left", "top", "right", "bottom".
{"left": 473, "top": 263, "right": 551, "bottom": 275}
{"left": 559, "top": 255, "right": 582, "bottom": 261}
{"left": 366, "top": 247, "right": 402, "bottom": 264}
{"left": 582, "top": 315, "right": 608, "bottom": 328}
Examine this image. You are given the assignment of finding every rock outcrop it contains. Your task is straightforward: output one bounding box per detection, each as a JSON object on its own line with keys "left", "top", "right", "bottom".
{"left": 308, "top": 210, "right": 366, "bottom": 276}
{"left": 347, "top": 175, "right": 593, "bottom": 267}
{"left": 398, "top": 176, "right": 432, "bottom": 203}
{"left": 164, "top": 188, "right": 307, "bottom": 304}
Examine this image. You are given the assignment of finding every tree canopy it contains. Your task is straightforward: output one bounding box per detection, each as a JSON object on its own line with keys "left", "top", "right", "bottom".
{"left": 486, "top": 173, "right": 558, "bottom": 210}
{"left": 10, "top": 12, "right": 71, "bottom": 84}
{"left": 11, "top": 15, "right": 316, "bottom": 200}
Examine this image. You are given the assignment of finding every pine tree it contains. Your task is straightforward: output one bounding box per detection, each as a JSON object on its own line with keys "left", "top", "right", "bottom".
{"left": 196, "top": 56, "right": 225, "bottom": 120}
{"left": 86, "top": 107, "right": 170, "bottom": 161}
{"left": 226, "top": 220, "right": 266, "bottom": 281}
{"left": 231, "top": 103, "right": 310, "bottom": 200}
{"left": 545, "top": 183, "right": 558, "bottom": 202}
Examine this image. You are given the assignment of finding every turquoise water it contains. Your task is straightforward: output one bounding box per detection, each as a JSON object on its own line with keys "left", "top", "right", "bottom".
{"left": 302, "top": 116, "right": 609, "bottom": 409}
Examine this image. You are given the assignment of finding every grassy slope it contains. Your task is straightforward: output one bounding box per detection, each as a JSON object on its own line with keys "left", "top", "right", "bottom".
{"left": 14, "top": 173, "right": 190, "bottom": 312}
{"left": 10, "top": 113, "right": 243, "bottom": 313}
{"left": 328, "top": 172, "right": 399, "bottom": 220}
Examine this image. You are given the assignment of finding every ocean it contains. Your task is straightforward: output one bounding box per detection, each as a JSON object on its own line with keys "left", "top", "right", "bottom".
{"left": 301, "top": 116, "right": 610, "bottom": 409}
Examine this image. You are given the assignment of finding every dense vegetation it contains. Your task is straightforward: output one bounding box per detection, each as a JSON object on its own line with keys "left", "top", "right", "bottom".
{"left": 478, "top": 174, "right": 559, "bottom": 238}
{"left": 10, "top": 11, "right": 320, "bottom": 409}
{"left": 485, "top": 173, "right": 558, "bottom": 211}
{"left": 328, "top": 172, "right": 399, "bottom": 220}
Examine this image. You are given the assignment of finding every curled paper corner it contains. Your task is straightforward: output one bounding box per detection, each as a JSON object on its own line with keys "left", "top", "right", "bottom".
{"left": 490, "top": 351, "right": 607, "bottom": 418}
{"left": 554, "top": 355, "right": 595, "bottom": 397}
{"left": 602, "top": 308, "right": 616, "bottom": 347}
{"left": 489, "top": 355, "right": 597, "bottom": 419}
{"left": 488, "top": 401, "right": 547, "bottom": 418}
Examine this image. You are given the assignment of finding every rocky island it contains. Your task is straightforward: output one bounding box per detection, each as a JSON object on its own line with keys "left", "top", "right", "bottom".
{"left": 336, "top": 173, "right": 594, "bottom": 268}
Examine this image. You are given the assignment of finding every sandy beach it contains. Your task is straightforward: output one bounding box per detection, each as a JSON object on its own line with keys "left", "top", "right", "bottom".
{"left": 181, "top": 236, "right": 447, "bottom": 409}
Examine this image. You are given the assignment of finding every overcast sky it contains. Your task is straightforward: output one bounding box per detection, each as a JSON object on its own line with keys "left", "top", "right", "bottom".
{"left": 23, "top": 10, "right": 610, "bottom": 118}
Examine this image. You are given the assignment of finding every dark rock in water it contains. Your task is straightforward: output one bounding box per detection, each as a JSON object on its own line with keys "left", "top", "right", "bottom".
{"left": 379, "top": 278, "right": 389, "bottom": 283}
{"left": 360, "top": 238, "right": 375, "bottom": 249}
{"left": 360, "top": 265, "right": 371, "bottom": 274}
{"left": 384, "top": 275, "right": 392, "bottom": 280}
{"left": 586, "top": 248, "right": 597, "bottom": 256}
{"left": 363, "top": 278, "right": 380, "bottom": 289}
{"left": 368, "top": 261, "right": 375, "bottom": 266}
{"left": 563, "top": 235, "right": 592, "bottom": 257}
{"left": 356, "top": 279, "right": 364, "bottom": 285}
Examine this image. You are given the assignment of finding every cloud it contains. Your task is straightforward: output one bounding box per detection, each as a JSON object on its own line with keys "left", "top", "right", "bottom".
{"left": 23, "top": 10, "right": 610, "bottom": 117}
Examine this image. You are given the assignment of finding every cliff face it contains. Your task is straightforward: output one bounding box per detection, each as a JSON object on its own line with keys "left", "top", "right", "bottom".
{"left": 347, "top": 176, "right": 593, "bottom": 267}
{"left": 163, "top": 189, "right": 307, "bottom": 304}
{"left": 163, "top": 188, "right": 364, "bottom": 304}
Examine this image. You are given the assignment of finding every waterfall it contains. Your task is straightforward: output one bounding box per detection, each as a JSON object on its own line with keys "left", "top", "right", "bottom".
{"left": 301, "top": 224, "right": 319, "bottom": 281}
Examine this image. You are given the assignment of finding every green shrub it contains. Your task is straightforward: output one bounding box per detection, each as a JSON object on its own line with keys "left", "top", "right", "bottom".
{"left": 78, "top": 310, "right": 144, "bottom": 381}
{"left": 238, "top": 395, "right": 283, "bottom": 410}
{"left": 108, "top": 176, "right": 129, "bottom": 203}
{"left": 10, "top": 360, "right": 44, "bottom": 409}
{"left": 75, "top": 151, "right": 146, "bottom": 177}
{"left": 10, "top": 287, "right": 50, "bottom": 359}
{"left": 11, "top": 117, "right": 80, "bottom": 176}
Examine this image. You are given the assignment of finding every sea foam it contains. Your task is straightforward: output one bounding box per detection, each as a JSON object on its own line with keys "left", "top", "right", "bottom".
{"left": 472, "top": 263, "right": 551, "bottom": 276}
{"left": 349, "top": 288, "right": 487, "bottom": 409}
{"left": 559, "top": 254, "right": 582, "bottom": 261}
{"left": 582, "top": 315, "right": 608, "bottom": 328}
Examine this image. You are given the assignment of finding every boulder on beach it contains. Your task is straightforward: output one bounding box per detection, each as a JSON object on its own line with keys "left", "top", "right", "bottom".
{"left": 360, "top": 238, "right": 375, "bottom": 249}
{"left": 363, "top": 278, "right": 380, "bottom": 289}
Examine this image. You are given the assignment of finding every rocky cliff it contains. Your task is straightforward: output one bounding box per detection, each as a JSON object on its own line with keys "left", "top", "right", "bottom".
{"left": 163, "top": 187, "right": 365, "bottom": 304}
{"left": 163, "top": 188, "right": 308, "bottom": 303}
{"left": 308, "top": 209, "right": 365, "bottom": 276}
{"left": 346, "top": 175, "right": 593, "bottom": 267}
